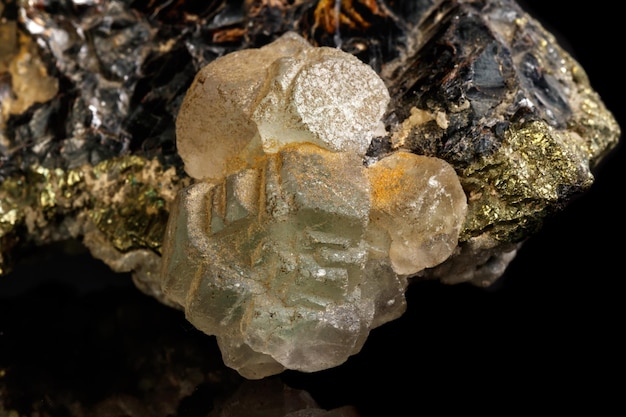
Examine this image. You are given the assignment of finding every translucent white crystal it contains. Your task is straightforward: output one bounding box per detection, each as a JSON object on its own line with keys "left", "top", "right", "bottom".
{"left": 175, "top": 32, "right": 389, "bottom": 181}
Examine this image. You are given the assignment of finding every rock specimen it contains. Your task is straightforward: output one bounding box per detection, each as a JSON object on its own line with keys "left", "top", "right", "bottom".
{"left": 165, "top": 32, "right": 467, "bottom": 378}
{"left": 384, "top": 0, "right": 620, "bottom": 286}
{"left": 0, "top": 0, "right": 621, "bottom": 383}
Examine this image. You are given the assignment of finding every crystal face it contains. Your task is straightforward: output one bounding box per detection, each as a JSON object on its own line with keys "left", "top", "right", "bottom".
{"left": 175, "top": 32, "right": 389, "bottom": 181}
{"left": 162, "top": 33, "right": 467, "bottom": 378}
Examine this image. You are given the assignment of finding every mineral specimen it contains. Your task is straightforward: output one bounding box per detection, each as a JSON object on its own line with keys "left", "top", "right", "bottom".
{"left": 164, "top": 33, "right": 467, "bottom": 378}
{"left": 0, "top": 0, "right": 621, "bottom": 384}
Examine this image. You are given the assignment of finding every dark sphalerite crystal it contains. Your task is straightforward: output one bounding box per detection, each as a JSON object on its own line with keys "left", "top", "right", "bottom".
{"left": 388, "top": 0, "right": 576, "bottom": 164}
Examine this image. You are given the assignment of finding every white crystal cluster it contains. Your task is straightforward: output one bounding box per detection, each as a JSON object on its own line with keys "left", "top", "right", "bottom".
{"left": 162, "top": 33, "right": 467, "bottom": 379}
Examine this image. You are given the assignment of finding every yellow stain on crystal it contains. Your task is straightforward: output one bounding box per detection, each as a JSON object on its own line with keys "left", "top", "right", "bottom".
{"left": 368, "top": 154, "right": 409, "bottom": 211}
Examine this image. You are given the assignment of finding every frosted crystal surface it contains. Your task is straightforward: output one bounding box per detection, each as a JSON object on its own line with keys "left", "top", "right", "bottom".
{"left": 175, "top": 32, "right": 389, "bottom": 181}
{"left": 164, "top": 34, "right": 467, "bottom": 378}
{"left": 253, "top": 46, "right": 389, "bottom": 155}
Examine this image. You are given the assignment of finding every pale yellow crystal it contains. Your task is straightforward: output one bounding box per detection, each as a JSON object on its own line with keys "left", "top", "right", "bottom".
{"left": 175, "top": 32, "right": 389, "bottom": 181}
{"left": 368, "top": 152, "right": 467, "bottom": 275}
{"left": 175, "top": 32, "right": 311, "bottom": 181}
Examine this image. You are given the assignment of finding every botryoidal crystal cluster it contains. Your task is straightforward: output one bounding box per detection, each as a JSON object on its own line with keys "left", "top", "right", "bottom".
{"left": 0, "top": 0, "right": 621, "bottom": 380}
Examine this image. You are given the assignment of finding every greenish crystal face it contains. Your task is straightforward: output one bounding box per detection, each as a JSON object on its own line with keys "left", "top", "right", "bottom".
{"left": 161, "top": 145, "right": 467, "bottom": 379}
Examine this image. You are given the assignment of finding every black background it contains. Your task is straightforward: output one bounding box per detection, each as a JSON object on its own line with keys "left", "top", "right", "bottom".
{"left": 1, "top": 1, "right": 624, "bottom": 415}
